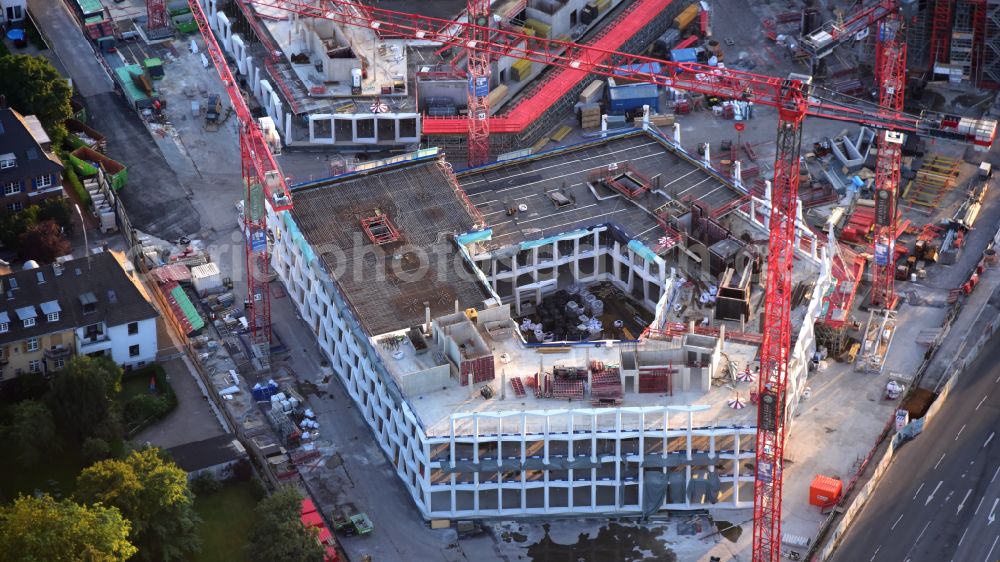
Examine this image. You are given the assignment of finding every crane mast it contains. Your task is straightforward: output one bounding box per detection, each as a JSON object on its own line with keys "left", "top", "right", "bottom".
{"left": 872, "top": 13, "right": 906, "bottom": 308}
{"left": 752, "top": 84, "right": 807, "bottom": 562}
{"left": 188, "top": 0, "right": 295, "bottom": 350}
{"left": 466, "top": 0, "right": 492, "bottom": 166}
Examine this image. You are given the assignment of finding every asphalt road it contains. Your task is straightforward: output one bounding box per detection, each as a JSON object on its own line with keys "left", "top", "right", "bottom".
{"left": 26, "top": 0, "right": 112, "bottom": 97}
{"left": 830, "top": 331, "right": 1000, "bottom": 562}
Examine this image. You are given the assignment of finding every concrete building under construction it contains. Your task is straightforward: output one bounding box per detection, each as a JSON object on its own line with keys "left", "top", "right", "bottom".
{"left": 267, "top": 126, "right": 837, "bottom": 518}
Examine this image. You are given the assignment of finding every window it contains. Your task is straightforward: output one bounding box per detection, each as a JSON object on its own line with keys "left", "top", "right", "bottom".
{"left": 54, "top": 358, "right": 65, "bottom": 370}
{"left": 3, "top": 181, "right": 20, "bottom": 195}
{"left": 128, "top": 322, "right": 139, "bottom": 335}
{"left": 129, "top": 344, "right": 140, "bottom": 357}
{"left": 7, "top": 202, "right": 22, "bottom": 212}
{"left": 0, "top": 322, "right": 7, "bottom": 333}
{"left": 0, "top": 158, "right": 14, "bottom": 170}
{"left": 46, "top": 312, "right": 59, "bottom": 322}
{"left": 26, "top": 337, "right": 39, "bottom": 352}
{"left": 29, "top": 359, "right": 40, "bottom": 373}
{"left": 23, "top": 317, "right": 34, "bottom": 328}
{"left": 33, "top": 175, "right": 53, "bottom": 190}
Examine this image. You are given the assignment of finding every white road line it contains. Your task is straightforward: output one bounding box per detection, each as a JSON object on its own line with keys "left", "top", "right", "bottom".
{"left": 989, "top": 498, "right": 998, "bottom": 525}
{"left": 986, "top": 536, "right": 999, "bottom": 562}
{"left": 956, "top": 424, "right": 967, "bottom": 440}
{"left": 993, "top": 465, "right": 1000, "bottom": 483}
{"left": 915, "top": 521, "right": 931, "bottom": 543}
{"left": 976, "top": 395, "right": 988, "bottom": 410}
{"left": 926, "top": 481, "right": 943, "bottom": 505}
{"left": 935, "top": 453, "right": 947, "bottom": 469}
{"left": 869, "top": 545, "right": 881, "bottom": 561}
{"left": 957, "top": 489, "right": 972, "bottom": 513}
{"left": 913, "top": 482, "right": 925, "bottom": 500}
{"left": 986, "top": 432, "right": 995, "bottom": 448}
{"left": 891, "top": 513, "right": 904, "bottom": 530}
{"left": 977, "top": 496, "right": 987, "bottom": 514}
{"left": 995, "top": 372, "right": 1000, "bottom": 383}
{"left": 958, "top": 528, "right": 969, "bottom": 546}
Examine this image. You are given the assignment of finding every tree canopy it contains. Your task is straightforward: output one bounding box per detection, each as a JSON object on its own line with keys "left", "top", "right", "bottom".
{"left": 0, "top": 55, "right": 72, "bottom": 144}
{"left": 0, "top": 495, "right": 136, "bottom": 562}
{"left": 75, "top": 448, "right": 201, "bottom": 562}
{"left": 2, "top": 400, "right": 56, "bottom": 466}
{"left": 18, "top": 219, "right": 70, "bottom": 263}
{"left": 45, "top": 356, "right": 122, "bottom": 442}
{"left": 246, "top": 487, "right": 326, "bottom": 562}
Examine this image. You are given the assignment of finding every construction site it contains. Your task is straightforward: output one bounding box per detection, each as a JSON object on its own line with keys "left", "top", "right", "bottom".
{"left": 45, "top": 0, "right": 1000, "bottom": 559}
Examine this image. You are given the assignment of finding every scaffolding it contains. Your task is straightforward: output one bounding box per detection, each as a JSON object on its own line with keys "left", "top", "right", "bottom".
{"left": 985, "top": 1, "right": 1000, "bottom": 85}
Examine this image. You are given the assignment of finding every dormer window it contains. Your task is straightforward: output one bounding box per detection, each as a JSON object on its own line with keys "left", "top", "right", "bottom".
{"left": 0, "top": 311, "right": 8, "bottom": 333}
{"left": 0, "top": 153, "right": 15, "bottom": 169}
{"left": 41, "top": 300, "right": 61, "bottom": 323}
{"left": 79, "top": 291, "right": 98, "bottom": 314}
{"left": 14, "top": 306, "right": 36, "bottom": 328}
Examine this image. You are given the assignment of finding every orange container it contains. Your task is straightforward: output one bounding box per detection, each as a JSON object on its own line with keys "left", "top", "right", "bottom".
{"left": 809, "top": 475, "right": 842, "bottom": 507}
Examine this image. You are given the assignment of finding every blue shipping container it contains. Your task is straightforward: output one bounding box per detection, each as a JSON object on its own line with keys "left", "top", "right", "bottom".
{"left": 607, "top": 83, "right": 660, "bottom": 114}
{"left": 671, "top": 48, "right": 699, "bottom": 62}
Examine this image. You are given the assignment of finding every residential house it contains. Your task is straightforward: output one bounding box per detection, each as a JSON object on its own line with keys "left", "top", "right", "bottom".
{"left": 0, "top": 99, "right": 65, "bottom": 217}
{"left": 0, "top": 251, "right": 159, "bottom": 382}
{"left": 165, "top": 434, "right": 248, "bottom": 481}
{"left": 0, "top": 0, "right": 26, "bottom": 25}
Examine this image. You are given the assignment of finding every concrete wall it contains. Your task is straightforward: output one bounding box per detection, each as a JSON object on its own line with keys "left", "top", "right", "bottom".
{"left": 397, "top": 364, "right": 452, "bottom": 396}
{"left": 75, "top": 317, "right": 158, "bottom": 368}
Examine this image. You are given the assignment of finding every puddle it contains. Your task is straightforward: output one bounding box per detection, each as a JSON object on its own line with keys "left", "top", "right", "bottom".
{"left": 296, "top": 379, "right": 327, "bottom": 398}
{"left": 525, "top": 523, "right": 677, "bottom": 562}
{"left": 500, "top": 531, "right": 529, "bottom": 544}
{"left": 714, "top": 520, "right": 742, "bottom": 543}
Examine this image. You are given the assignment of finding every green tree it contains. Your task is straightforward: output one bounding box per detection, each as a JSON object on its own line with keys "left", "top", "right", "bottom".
{"left": 2, "top": 400, "right": 57, "bottom": 467}
{"left": 45, "top": 356, "right": 122, "bottom": 442}
{"left": 0, "top": 205, "right": 39, "bottom": 248}
{"left": 0, "top": 55, "right": 72, "bottom": 144}
{"left": 0, "top": 495, "right": 136, "bottom": 562}
{"left": 18, "top": 219, "right": 71, "bottom": 263}
{"left": 245, "top": 487, "right": 325, "bottom": 562}
{"left": 75, "top": 448, "right": 201, "bottom": 562}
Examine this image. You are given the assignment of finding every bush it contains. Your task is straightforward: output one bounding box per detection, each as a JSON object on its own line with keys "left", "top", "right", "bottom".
{"left": 123, "top": 394, "right": 171, "bottom": 427}
{"left": 61, "top": 152, "right": 93, "bottom": 207}
{"left": 81, "top": 437, "right": 112, "bottom": 464}
{"left": 191, "top": 473, "right": 222, "bottom": 496}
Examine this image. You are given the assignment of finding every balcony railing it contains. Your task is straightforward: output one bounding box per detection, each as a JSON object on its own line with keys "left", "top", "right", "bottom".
{"left": 44, "top": 346, "right": 71, "bottom": 359}
{"left": 81, "top": 333, "right": 108, "bottom": 345}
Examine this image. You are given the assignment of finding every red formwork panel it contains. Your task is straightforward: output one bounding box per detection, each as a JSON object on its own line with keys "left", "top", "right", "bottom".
{"left": 638, "top": 368, "right": 673, "bottom": 394}
{"left": 460, "top": 355, "right": 496, "bottom": 386}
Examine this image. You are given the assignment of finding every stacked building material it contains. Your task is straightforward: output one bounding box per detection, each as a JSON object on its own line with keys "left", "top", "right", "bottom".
{"left": 590, "top": 368, "right": 623, "bottom": 406}
{"left": 638, "top": 368, "right": 673, "bottom": 394}
{"left": 510, "top": 376, "right": 527, "bottom": 398}
{"left": 552, "top": 380, "right": 585, "bottom": 400}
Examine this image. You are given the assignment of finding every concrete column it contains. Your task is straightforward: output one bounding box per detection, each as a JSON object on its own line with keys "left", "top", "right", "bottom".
{"left": 512, "top": 252, "right": 522, "bottom": 316}
{"left": 733, "top": 160, "right": 742, "bottom": 190}
{"left": 473, "top": 415, "right": 480, "bottom": 512}
{"left": 572, "top": 237, "right": 581, "bottom": 280}
{"left": 497, "top": 417, "right": 503, "bottom": 511}
{"left": 641, "top": 104, "right": 650, "bottom": 130}
{"left": 702, "top": 143, "right": 710, "bottom": 167}
{"left": 601, "top": 114, "right": 608, "bottom": 137}
{"left": 673, "top": 122, "right": 681, "bottom": 145}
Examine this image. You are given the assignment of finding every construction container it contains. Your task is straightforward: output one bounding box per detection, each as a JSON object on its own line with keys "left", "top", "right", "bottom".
{"left": 595, "top": 0, "right": 610, "bottom": 14}
{"left": 579, "top": 80, "right": 605, "bottom": 104}
{"left": 523, "top": 18, "right": 550, "bottom": 38}
{"left": 671, "top": 48, "right": 699, "bottom": 63}
{"left": 674, "top": 3, "right": 699, "bottom": 30}
{"left": 486, "top": 84, "right": 508, "bottom": 109}
{"left": 511, "top": 59, "right": 533, "bottom": 82}
{"left": 808, "top": 475, "right": 842, "bottom": 507}
{"left": 191, "top": 262, "right": 223, "bottom": 296}
{"left": 580, "top": 3, "right": 597, "bottom": 24}
{"left": 144, "top": 58, "right": 164, "bottom": 80}
{"left": 652, "top": 28, "right": 681, "bottom": 58}
{"left": 70, "top": 146, "right": 127, "bottom": 190}
{"left": 607, "top": 83, "right": 659, "bottom": 114}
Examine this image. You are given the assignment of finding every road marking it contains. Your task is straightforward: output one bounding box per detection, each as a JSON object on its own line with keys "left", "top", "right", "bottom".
{"left": 989, "top": 498, "right": 998, "bottom": 525}
{"left": 957, "top": 489, "right": 972, "bottom": 513}
{"left": 986, "top": 432, "right": 995, "bottom": 448}
{"left": 996, "top": 372, "right": 1000, "bottom": 383}
{"left": 926, "top": 481, "right": 943, "bottom": 505}
{"left": 891, "top": 513, "right": 904, "bottom": 530}
{"left": 869, "top": 545, "right": 881, "bottom": 561}
{"left": 976, "top": 395, "right": 988, "bottom": 410}
{"left": 915, "top": 521, "right": 931, "bottom": 543}
{"left": 993, "top": 465, "right": 1000, "bottom": 483}
{"left": 986, "top": 536, "right": 999, "bottom": 562}
{"left": 958, "top": 527, "right": 969, "bottom": 546}
{"left": 935, "top": 453, "right": 947, "bottom": 469}
{"left": 913, "top": 482, "right": 925, "bottom": 500}
{"left": 977, "top": 496, "right": 987, "bottom": 514}
{"left": 956, "top": 424, "right": 967, "bottom": 440}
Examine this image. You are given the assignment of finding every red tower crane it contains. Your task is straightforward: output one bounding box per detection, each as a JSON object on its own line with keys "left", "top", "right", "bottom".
{"left": 204, "top": 2, "right": 997, "bottom": 560}
{"left": 148, "top": 0, "right": 169, "bottom": 31}
{"left": 188, "top": 0, "right": 294, "bottom": 350}
{"left": 872, "top": 13, "right": 907, "bottom": 308}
